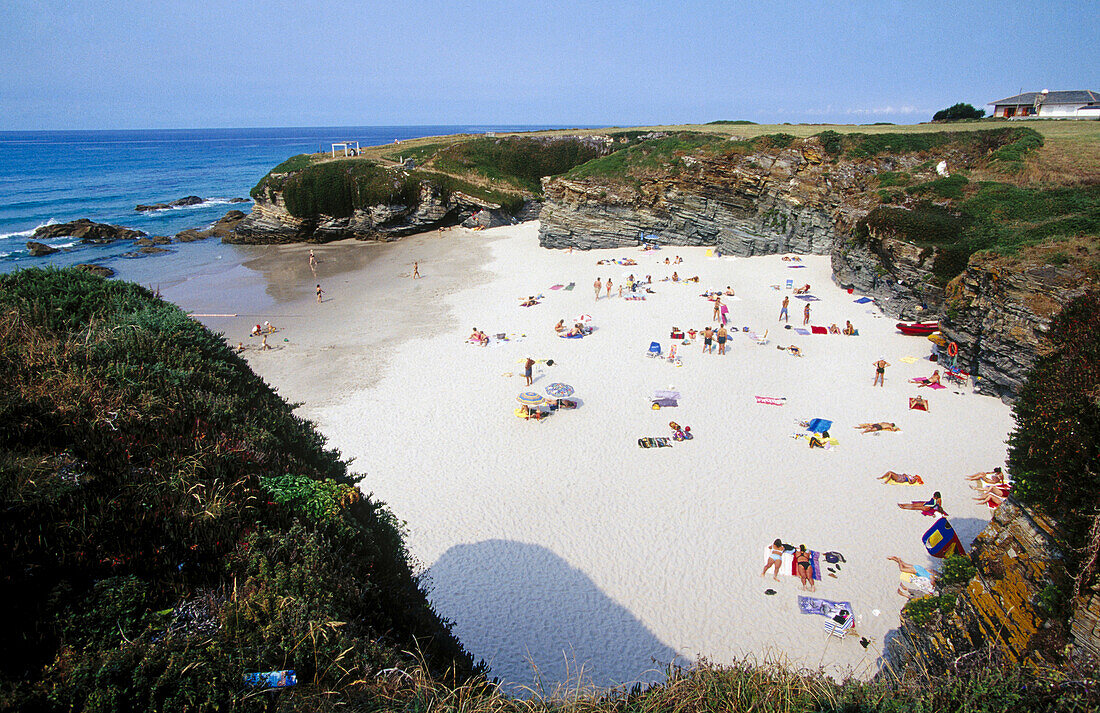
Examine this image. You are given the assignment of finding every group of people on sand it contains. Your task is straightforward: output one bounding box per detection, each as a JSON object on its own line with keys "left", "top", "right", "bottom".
{"left": 554, "top": 319, "right": 591, "bottom": 337}
{"left": 701, "top": 325, "right": 730, "bottom": 354}
{"left": 468, "top": 327, "right": 490, "bottom": 346}
{"left": 761, "top": 540, "right": 819, "bottom": 592}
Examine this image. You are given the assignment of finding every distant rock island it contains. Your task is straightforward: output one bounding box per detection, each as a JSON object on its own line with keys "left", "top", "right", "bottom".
{"left": 135, "top": 196, "right": 248, "bottom": 211}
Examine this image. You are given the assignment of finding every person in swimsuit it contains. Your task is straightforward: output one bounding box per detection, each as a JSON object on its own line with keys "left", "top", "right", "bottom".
{"left": 554, "top": 319, "right": 566, "bottom": 333}
{"left": 873, "top": 358, "right": 889, "bottom": 386}
{"left": 672, "top": 271, "right": 679, "bottom": 282}
{"left": 779, "top": 296, "right": 789, "bottom": 323}
{"left": 918, "top": 370, "right": 942, "bottom": 387}
{"left": 967, "top": 467, "right": 1005, "bottom": 487}
{"left": 843, "top": 320, "right": 855, "bottom": 335}
{"left": 877, "top": 471, "right": 924, "bottom": 485}
{"left": 316, "top": 284, "right": 325, "bottom": 303}
{"left": 803, "top": 302, "right": 811, "bottom": 325}
{"left": 795, "top": 545, "right": 815, "bottom": 592}
{"left": 713, "top": 297, "right": 722, "bottom": 321}
{"left": 606, "top": 278, "right": 613, "bottom": 298}
{"left": 717, "top": 326, "right": 728, "bottom": 355}
{"left": 760, "top": 538, "right": 784, "bottom": 581}
{"left": 888, "top": 556, "right": 937, "bottom": 598}
{"left": 854, "top": 422, "right": 899, "bottom": 434}
{"left": 594, "top": 277, "right": 602, "bottom": 301}
{"left": 523, "top": 357, "right": 535, "bottom": 386}
{"left": 898, "top": 491, "right": 947, "bottom": 516}
{"left": 974, "top": 487, "right": 1009, "bottom": 507}
{"left": 412, "top": 261, "right": 420, "bottom": 279}
{"left": 703, "top": 326, "right": 714, "bottom": 353}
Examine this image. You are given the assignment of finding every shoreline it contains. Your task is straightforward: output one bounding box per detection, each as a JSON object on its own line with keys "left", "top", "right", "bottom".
{"left": 171, "top": 221, "right": 1015, "bottom": 690}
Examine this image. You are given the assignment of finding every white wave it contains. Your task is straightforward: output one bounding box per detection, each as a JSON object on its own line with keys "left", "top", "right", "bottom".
{"left": 0, "top": 218, "right": 59, "bottom": 240}
{"left": 142, "top": 197, "right": 250, "bottom": 214}
{"left": 0, "top": 251, "right": 11, "bottom": 258}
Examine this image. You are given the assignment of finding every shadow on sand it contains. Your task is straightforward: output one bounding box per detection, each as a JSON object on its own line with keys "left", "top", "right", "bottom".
{"left": 424, "top": 539, "right": 681, "bottom": 694}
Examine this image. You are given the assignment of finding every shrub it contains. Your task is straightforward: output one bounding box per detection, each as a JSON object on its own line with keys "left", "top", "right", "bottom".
{"left": 1007, "top": 292, "right": 1100, "bottom": 545}
{"left": 938, "top": 554, "right": 978, "bottom": 586}
{"left": 816, "top": 130, "right": 843, "bottom": 156}
{"left": 933, "top": 103, "right": 986, "bottom": 121}
{"left": 907, "top": 175, "right": 971, "bottom": 200}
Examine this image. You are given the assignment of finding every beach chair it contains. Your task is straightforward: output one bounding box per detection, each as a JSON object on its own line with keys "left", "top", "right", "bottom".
{"left": 753, "top": 329, "right": 769, "bottom": 345}
{"left": 786, "top": 279, "right": 794, "bottom": 290}
{"left": 647, "top": 341, "right": 662, "bottom": 358}
{"left": 824, "top": 612, "right": 855, "bottom": 638}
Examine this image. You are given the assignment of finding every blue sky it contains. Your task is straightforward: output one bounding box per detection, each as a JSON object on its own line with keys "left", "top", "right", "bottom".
{"left": 2, "top": 0, "right": 1096, "bottom": 129}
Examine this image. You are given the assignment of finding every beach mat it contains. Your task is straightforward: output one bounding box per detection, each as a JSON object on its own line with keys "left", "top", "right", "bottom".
{"left": 550, "top": 284, "right": 563, "bottom": 290}
{"left": 563, "top": 282, "right": 575, "bottom": 291}
{"left": 811, "top": 326, "right": 828, "bottom": 335}
{"left": 795, "top": 295, "right": 820, "bottom": 302}
{"left": 854, "top": 296, "right": 874, "bottom": 304}
{"left": 900, "top": 356, "right": 917, "bottom": 364}
{"left": 755, "top": 396, "right": 787, "bottom": 406}
{"left": 788, "top": 265, "right": 807, "bottom": 268}
{"left": 794, "top": 328, "right": 811, "bottom": 335}
{"left": 797, "top": 596, "right": 852, "bottom": 618}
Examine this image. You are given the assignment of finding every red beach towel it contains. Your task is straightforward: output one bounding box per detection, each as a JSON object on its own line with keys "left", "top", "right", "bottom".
{"left": 811, "top": 326, "right": 828, "bottom": 335}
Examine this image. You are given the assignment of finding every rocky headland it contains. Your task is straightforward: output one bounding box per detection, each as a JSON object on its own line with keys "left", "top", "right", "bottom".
{"left": 135, "top": 195, "right": 248, "bottom": 211}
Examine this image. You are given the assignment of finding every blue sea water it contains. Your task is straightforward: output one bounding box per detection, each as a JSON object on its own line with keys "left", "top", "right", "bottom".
{"left": 0, "top": 126, "right": 574, "bottom": 285}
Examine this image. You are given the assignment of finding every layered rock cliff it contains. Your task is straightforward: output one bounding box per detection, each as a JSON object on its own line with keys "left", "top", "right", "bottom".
{"left": 538, "top": 139, "right": 906, "bottom": 256}
{"left": 229, "top": 181, "right": 506, "bottom": 244}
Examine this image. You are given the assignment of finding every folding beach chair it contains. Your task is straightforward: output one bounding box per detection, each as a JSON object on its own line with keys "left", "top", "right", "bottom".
{"left": 785, "top": 279, "right": 794, "bottom": 290}
{"left": 824, "top": 612, "right": 855, "bottom": 638}
{"left": 647, "top": 341, "right": 662, "bottom": 358}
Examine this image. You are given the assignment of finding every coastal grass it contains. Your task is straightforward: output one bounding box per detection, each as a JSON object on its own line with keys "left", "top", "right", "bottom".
{"left": 428, "top": 136, "right": 605, "bottom": 193}
{"left": 0, "top": 268, "right": 474, "bottom": 711}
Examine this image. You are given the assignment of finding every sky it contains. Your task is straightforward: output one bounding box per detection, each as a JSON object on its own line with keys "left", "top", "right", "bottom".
{"left": 2, "top": 0, "right": 1097, "bottom": 130}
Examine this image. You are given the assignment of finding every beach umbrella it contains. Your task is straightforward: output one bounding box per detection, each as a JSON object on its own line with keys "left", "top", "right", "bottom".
{"left": 572, "top": 314, "right": 592, "bottom": 323}
{"left": 805, "top": 418, "right": 833, "bottom": 434}
{"left": 516, "top": 392, "right": 546, "bottom": 407}
{"left": 545, "top": 383, "right": 575, "bottom": 399}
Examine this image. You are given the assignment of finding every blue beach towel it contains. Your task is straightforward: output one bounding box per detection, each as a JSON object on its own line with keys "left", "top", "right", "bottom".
{"left": 854, "top": 296, "right": 873, "bottom": 304}
{"left": 788, "top": 264, "right": 807, "bottom": 268}
{"left": 797, "top": 596, "right": 852, "bottom": 618}
{"left": 795, "top": 295, "right": 820, "bottom": 302}
{"left": 794, "top": 328, "right": 811, "bottom": 335}
{"left": 805, "top": 418, "right": 832, "bottom": 433}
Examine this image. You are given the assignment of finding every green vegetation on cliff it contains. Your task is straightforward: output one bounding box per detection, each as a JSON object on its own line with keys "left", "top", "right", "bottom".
{"left": 0, "top": 269, "right": 474, "bottom": 711}
{"left": 429, "top": 136, "right": 604, "bottom": 193}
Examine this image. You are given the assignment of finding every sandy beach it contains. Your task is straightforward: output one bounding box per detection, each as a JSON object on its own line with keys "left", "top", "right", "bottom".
{"left": 178, "top": 222, "right": 1015, "bottom": 692}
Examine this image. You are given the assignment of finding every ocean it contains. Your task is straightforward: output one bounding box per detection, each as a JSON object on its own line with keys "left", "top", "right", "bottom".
{"left": 0, "top": 126, "right": 573, "bottom": 288}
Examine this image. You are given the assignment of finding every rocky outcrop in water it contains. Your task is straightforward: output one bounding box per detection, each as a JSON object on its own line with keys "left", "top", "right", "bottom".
{"left": 229, "top": 183, "right": 504, "bottom": 244}
{"left": 175, "top": 210, "right": 247, "bottom": 242}
{"left": 135, "top": 196, "right": 248, "bottom": 211}
{"left": 25, "top": 241, "right": 59, "bottom": 257}
{"left": 32, "top": 219, "right": 144, "bottom": 244}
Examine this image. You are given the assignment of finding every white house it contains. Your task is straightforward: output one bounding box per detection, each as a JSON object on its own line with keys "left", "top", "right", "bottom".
{"left": 989, "top": 90, "right": 1100, "bottom": 119}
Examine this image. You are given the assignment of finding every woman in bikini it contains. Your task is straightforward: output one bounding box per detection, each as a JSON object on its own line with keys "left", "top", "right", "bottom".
{"left": 877, "top": 471, "right": 924, "bottom": 485}
{"left": 898, "top": 491, "right": 947, "bottom": 516}
{"left": 795, "top": 545, "right": 815, "bottom": 592}
{"left": 760, "top": 539, "right": 784, "bottom": 581}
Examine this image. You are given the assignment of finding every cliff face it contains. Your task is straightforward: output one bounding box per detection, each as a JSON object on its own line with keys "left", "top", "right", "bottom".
{"left": 941, "top": 251, "right": 1094, "bottom": 400}
{"left": 892, "top": 499, "right": 1067, "bottom": 672}
{"left": 229, "top": 181, "right": 508, "bottom": 244}
{"left": 538, "top": 140, "right": 904, "bottom": 256}
{"left": 831, "top": 233, "right": 946, "bottom": 321}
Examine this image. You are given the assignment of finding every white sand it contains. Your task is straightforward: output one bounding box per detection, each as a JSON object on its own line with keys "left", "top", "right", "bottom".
{"left": 182, "top": 222, "right": 1014, "bottom": 692}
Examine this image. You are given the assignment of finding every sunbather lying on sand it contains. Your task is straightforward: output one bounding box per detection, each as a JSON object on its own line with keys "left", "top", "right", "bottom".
{"left": 877, "top": 471, "right": 924, "bottom": 485}
{"left": 965, "top": 467, "right": 1004, "bottom": 486}
{"left": 898, "top": 491, "right": 947, "bottom": 516}
{"left": 854, "top": 422, "right": 900, "bottom": 434}
{"left": 795, "top": 284, "right": 811, "bottom": 294}
{"left": 974, "top": 489, "right": 1008, "bottom": 507}
{"left": 760, "top": 538, "right": 785, "bottom": 581}
{"left": 889, "top": 556, "right": 937, "bottom": 599}
{"left": 520, "top": 296, "right": 539, "bottom": 307}
{"left": 917, "top": 370, "right": 942, "bottom": 387}
{"left": 888, "top": 556, "right": 936, "bottom": 581}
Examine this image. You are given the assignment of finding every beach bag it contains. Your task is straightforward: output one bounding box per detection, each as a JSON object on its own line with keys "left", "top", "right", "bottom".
{"left": 824, "top": 552, "right": 846, "bottom": 564}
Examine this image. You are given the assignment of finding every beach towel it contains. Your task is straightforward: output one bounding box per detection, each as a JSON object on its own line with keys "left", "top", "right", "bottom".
{"left": 564, "top": 282, "right": 575, "bottom": 291}
{"left": 638, "top": 437, "right": 673, "bottom": 448}
{"left": 797, "top": 596, "right": 852, "bottom": 618}
{"left": 790, "top": 553, "right": 822, "bottom": 579}
{"left": 909, "top": 398, "right": 929, "bottom": 411}
{"left": 654, "top": 390, "right": 681, "bottom": 400}
{"left": 624, "top": 295, "right": 646, "bottom": 301}
{"left": 811, "top": 326, "right": 828, "bottom": 335}
{"left": 910, "top": 378, "right": 947, "bottom": 389}
{"left": 550, "top": 284, "right": 563, "bottom": 290}
{"left": 854, "top": 296, "right": 873, "bottom": 304}
{"left": 900, "top": 356, "right": 917, "bottom": 364}
{"left": 651, "top": 398, "right": 678, "bottom": 407}
{"left": 795, "top": 295, "right": 820, "bottom": 302}
{"left": 793, "top": 328, "right": 811, "bottom": 335}
{"left": 805, "top": 418, "right": 833, "bottom": 434}
{"left": 755, "top": 396, "right": 787, "bottom": 406}
{"left": 788, "top": 264, "right": 807, "bottom": 268}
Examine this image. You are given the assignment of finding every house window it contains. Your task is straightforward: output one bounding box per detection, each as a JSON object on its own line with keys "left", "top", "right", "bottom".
{"left": 1004, "top": 107, "right": 1016, "bottom": 118}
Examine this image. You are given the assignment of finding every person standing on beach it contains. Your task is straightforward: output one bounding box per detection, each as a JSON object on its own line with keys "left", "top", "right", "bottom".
{"left": 779, "top": 296, "right": 789, "bottom": 323}
{"left": 524, "top": 357, "right": 535, "bottom": 386}
{"left": 316, "top": 284, "right": 324, "bottom": 303}
{"left": 606, "top": 278, "right": 613, "bottom": 298}
{"left": 713, "top": 297, "right": 722, "bottom": 321}
{"left": 308, "top": 249, "right": 317, "bottom": 270}
{"left": 594, "top": 277, "right": 602, "bottom": 301}
{"left": 761, "top": 539, "right": 784, "bottom": 581}
{"left": 803, "top": 302, "right": 811, "bottom": 326}
{"left": 717, "top": 325, "right": 728, "bottom": 355}
{"left": 873, "top": 358, "right": 890, "bottom": 386}
{"left": 412, "top": 261, "right": 420, "bottom": 279}
{"left": 703, "top": 326, "right": 714, "bottom": 353}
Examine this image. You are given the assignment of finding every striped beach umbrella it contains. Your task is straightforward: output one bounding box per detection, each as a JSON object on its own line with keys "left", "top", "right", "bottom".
{"left": 545, "top": 383, "right": 575, "bottom": 399}
{"left": 516, "top": 392, "right": 546, "bottom": 407}
{"left": 573, "top": 314, "right": 592, "bottom": 323}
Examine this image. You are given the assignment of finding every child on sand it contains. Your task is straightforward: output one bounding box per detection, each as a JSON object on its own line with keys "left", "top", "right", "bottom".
{"left": 760, "top": 539, "right": 784, "bottom": 581}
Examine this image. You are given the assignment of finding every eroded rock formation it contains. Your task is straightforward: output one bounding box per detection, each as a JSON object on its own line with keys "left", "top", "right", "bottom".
{"left": 32, "top": 219, "right": 145, "bottom": 244}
